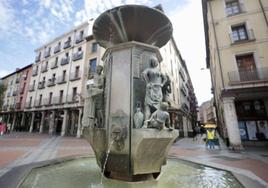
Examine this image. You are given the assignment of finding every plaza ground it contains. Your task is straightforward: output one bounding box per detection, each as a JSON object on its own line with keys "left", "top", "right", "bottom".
{"left": 0, "top": 132, "right": 268, "bottom": 187}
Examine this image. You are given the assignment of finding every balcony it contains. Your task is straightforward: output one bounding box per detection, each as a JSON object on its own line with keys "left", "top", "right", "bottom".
{"left": 60, "top": 57, "right": 69, "bottom": 65}
{"left": 228, "top": 67, "right": 268, "bottom": 85}
{"left": 182, "top": 103, "right": 189, "bottom": 112}
{"left": 72, "top": 51, "right": 83, "bottom": 61}
{"left": 230, "top": 29, "right": 255, "bottom": 44}
{"left": 44, "top": 49, "right": 51, "bottom": 58}
{"left": 54, "top": 44, "right": 61, "bottom": 54}
{"left": 34, "top": 100, "right": 43, "bottom": 108}
{"left": 53, "top": 96, "right": 65, "bottom": 105}
{"left": 179, "top": 69, "right": 185, "bottom": 81}
{"left": 15, "top": 77, "right": 20, "bottom": 83}
{"left": 63, "top": 40, "right": 71, "bottom": 49}
{"left": 25, "top": 102, "right": 32, "bottom": 109}
{"left": 57, "top": 75, "right": 67, "bottom": 84}
{"left": 38, "top": 81, "right": 46, "bottom": 89}
{"left": 29, "top": 84, "right": 35, "bottom": 92}
{"left": 7, "top": 92, "right": 11, "bottom": 97}
{"left": 9, "top": 104, "right": 16, "bottom": 111}
{"left": 35, "top": 54, "right": 41, "bottom": 62}
{"left": 2, "top": 105, "right": 8, "bottom": 111}
{"left": 67, "top": 94, "right": 79, "bottom": 103}
{"left": 41, "top": 64, "right": 48, "bottom": 73}
{"left": 180, "top": 85, "right": 187, "bottom": 96}
{"left": 43, "top": 98, "right": 53, "bottom": 106}
{"left": 20, "top": 86, "right": 25, "bottom": 94}
{"left": 51, "top": 61, "right": 58, "bottom": 69}
{"left": 75, "top": 35, "right": 83, "bottom": 44}
{"left": 16, "top": 102, "right": 22, "bottom": 110}
{"left": 70, "top": 71, "right": 81, "bottom": 81}
{"left": 12, "top": 90, "right": 18, "bottom": 96}
{"left": 47, "top": 78, "right": 56, "bottom": 87}
{"left": 32, "top": 68, "right": 38, "bottom": 77}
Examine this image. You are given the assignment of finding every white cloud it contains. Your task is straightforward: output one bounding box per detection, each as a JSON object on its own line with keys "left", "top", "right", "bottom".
{"left": 0, "top": 0, "right": 14, "bottom": 33}
{"left": 40, "top": 0, "right": 51, "bottom": 8}
{"left": 169, "top": 0, "right": 212, "bottom": 104}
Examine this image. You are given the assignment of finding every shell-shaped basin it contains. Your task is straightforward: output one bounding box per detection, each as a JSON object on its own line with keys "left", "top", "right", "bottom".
{"left": 93, "top": 5, "right": 173, "bottom": 48}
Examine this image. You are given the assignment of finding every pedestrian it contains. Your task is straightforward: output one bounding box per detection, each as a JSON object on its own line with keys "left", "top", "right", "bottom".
{"left": 206, "top": 128, "right": 215, "bottom": 150}
{"left": 193, "top": 126, "right": 200, "bottom": 141}
{"left": 192, "top": 127, "right": 196, "bottom": 141}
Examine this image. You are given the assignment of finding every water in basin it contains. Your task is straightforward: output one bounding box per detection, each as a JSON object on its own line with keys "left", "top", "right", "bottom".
{"left": 19, "top": 157, "right": 243, "bottom": 188}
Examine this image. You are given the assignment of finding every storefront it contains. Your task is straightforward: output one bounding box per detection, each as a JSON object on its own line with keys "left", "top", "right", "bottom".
{"left": 235, "top": 100, "right": 268, "bottom": 142}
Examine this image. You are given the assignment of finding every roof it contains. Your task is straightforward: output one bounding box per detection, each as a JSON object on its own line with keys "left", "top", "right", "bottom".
{"left": 0, "top": 63, "right": 33, "bottom": 80}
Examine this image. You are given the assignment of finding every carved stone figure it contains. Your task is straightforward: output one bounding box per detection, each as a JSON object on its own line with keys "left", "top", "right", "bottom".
{"left": 134, "top": 107, "right": 144, "bottom": 128}
{"left": 145, "top": 102, "right": 173, "bottom": 131}
{"left": 162, "top": 74, "right": 171, "bottom": 103}
{"left": 142, "top": 56, "right": 166, "bottom": 121}
{"left": 86, "top": 65, "right": 104, "bottom": 128}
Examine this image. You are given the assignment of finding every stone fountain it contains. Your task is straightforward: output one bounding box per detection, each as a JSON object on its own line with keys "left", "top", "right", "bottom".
{"left": 82, "top": 5, "right": 179, "bottom": 181}
{"left": 0, "top": 5, "right": 254, "bottom": 188}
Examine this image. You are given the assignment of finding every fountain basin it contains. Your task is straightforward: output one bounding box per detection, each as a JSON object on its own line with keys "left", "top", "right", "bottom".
{"left": 1, "top": 157, "right": 248, "bottom": 188}
{"left": 93, "top": 5, "right": 173, "bottom": 48}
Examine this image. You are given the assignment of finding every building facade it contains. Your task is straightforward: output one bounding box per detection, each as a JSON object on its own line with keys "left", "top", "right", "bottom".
{"left": 0, "top": 65, "right": 32, "bottom": 131}
{"left": 1, "top": 19, "right": 197, "bottom": 138}
{"left": 202, "top": 0, "right": 268, "bottom": 148}
{"left": 160, "top": 38, "right": 198, "bottom": 137}
{"left": 198, "top": 99, "right": 216, "bottom": 125}
{"left": 24, "top": 21, "right": 105, "bottom": 137}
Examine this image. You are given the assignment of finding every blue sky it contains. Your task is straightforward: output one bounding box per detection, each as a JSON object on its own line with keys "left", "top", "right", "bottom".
{"left": 0, "top": 0, "right": 212, "bottom": 104}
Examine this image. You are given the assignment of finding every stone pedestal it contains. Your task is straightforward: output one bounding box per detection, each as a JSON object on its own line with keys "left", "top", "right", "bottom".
{"left": 222, "top": 97, "right": 242, "bottom": 150}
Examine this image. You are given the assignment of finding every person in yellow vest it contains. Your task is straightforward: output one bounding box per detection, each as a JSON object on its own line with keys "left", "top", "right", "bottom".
{"left": 206, "top": 128, "right": 215, "bottom": 149}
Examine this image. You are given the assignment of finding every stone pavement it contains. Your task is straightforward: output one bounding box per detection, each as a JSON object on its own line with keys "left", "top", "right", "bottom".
{"left": 0, "top": 132, "right": 268, "bottom": 187}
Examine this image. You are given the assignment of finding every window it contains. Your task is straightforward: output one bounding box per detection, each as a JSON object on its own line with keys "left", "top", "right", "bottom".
{"left": 49, "top": 92, "right": 53, "bottom": 104}
{"left": 231, "top": 24, "right": 248, "bottom": 42}
{"left": 236, "top": 54, "right": 258, "bottom": 81}
{"left": 59, "top": 90, "right": 64, "bottom": 103}
{"left": 92, "top": 42, "right": 98, "bottom": 53}
{"left": 39, "top": 94, "right": 42, "bottom": 105}
{"left": 72, "top": 87, "right": 77, "bottom": 101}
{"left": 29, "top": 97, "right": 32, "bottom": 106}
{"left": 62, "top": 70, "right": 66, "bottom": 81}
{"left": 75, "top": 66, "right": 80, "bottom": 78}
{"left": 225, "top": 0, "right": 241, "bottom": 16}
{"left": 89, "top": 58, "right": 97, "bottom": 72}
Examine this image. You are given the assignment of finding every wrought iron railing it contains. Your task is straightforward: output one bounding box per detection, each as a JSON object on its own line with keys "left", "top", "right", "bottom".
{"left": 228, "top": 67, "right": 268, "bottom": 84}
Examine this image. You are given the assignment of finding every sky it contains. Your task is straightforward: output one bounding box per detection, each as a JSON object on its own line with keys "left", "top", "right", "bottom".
{"left": 0, "top": 0, "right": 212, "bottom": 105}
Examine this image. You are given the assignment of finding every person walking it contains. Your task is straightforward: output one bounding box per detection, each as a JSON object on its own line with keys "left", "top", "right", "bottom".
{"left": 206, "top": 128, "right": 215, "bottom": 150}
{"left": 193, "top": 126, "right": 200, "bottom": 141}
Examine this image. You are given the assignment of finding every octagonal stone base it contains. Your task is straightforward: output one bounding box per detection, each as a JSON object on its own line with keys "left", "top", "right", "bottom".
{"left": 83, "top": 127, "right": 178, "bottom": 181}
